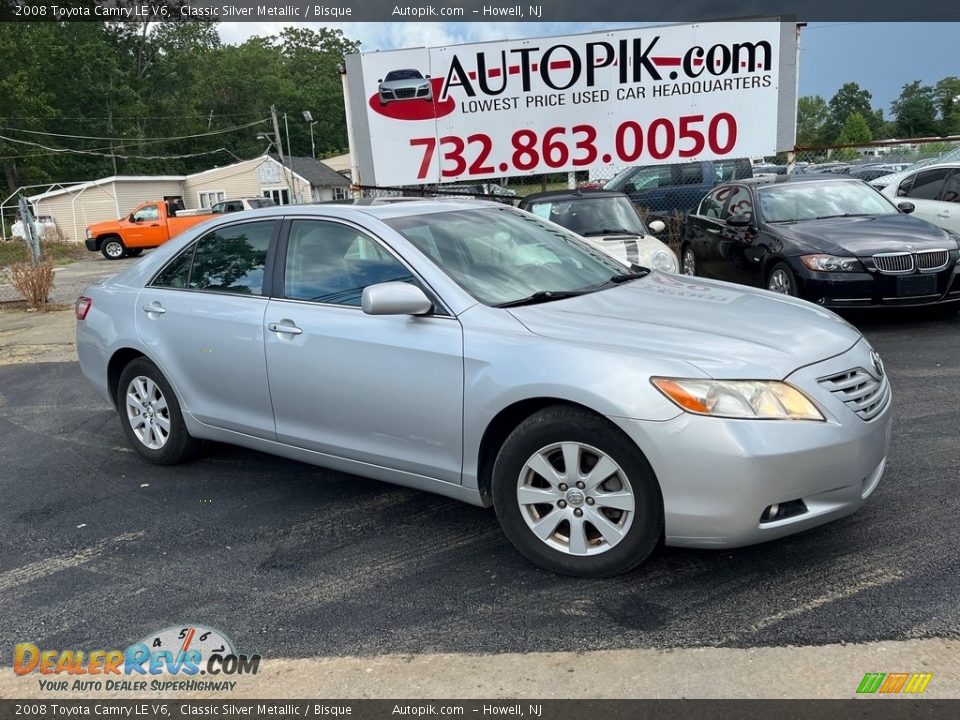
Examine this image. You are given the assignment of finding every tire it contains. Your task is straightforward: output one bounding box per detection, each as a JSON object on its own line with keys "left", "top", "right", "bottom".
{"left": 126, "top": 248, "right": 143, "bottom": 257}
{"left": 100, "top": 237, "right": 126, "bottom": 260}
{"left": 492, "top": 405, "right": 663, "bottom": 577}
{"left": 680, "top": 243, "right": 697, "bottom": 276}
{"left": 766, "top": 261, "right": 798, "bottom": 296}
{"left": 117, "top": 357, "right": 201, "bottom": 465}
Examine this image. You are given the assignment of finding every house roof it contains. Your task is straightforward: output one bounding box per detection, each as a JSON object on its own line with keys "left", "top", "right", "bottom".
{"left": 27, "top": 175, "right": 186, "bottom": 202}
{"left": 272, "top": 155, "right": 351, "bottom": 187}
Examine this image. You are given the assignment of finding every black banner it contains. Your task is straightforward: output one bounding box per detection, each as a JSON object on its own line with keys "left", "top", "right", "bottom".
{"left": 0, "top": 700, "right": 958, "bottom": 720}
{"left": 1, "top": 0, "right": 959, "bottom": 22}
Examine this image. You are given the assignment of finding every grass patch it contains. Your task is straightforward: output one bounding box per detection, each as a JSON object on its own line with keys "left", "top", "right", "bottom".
{"left": 0, "top": 238, "right": 86, "bottom": 270}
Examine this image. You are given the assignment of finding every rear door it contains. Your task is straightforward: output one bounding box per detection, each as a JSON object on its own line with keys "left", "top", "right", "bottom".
{"left": 263, "top": 217, "right": 464, "bottom": 483}
{"left": 136, "top": 218, "right": 280, "bottom": 439}
{"left": 896, "top": 167, "right": 960, "bottom": 233}
{"left": 685, "top": 186, "right": 732, "bottom": 278}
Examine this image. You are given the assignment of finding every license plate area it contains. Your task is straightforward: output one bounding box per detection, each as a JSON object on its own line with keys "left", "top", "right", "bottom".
{"left": 896, "top": 274, "right": 937, "bottom": 296}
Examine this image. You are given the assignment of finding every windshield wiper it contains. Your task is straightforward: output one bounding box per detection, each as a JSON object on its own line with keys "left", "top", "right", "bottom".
{"left": 609, "top": 267, "right": 651, "bottom": 284}
{"left": 812, "top": 213, "right": 872, "bottom": 220}
{"left": 582, "top": 228, "right": 636, "bottom": 236}
{"left": 495, "top": 289, "right": 592, "bottom": 308}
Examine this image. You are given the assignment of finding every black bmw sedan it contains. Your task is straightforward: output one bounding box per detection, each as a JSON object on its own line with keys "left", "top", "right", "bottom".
{"left": 681, "top": 175, "right": 960, "bottom": 310}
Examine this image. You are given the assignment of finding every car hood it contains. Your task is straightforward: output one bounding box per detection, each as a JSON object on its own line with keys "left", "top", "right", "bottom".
{"left": 506, "top": 273, "right": 861, "bottom": 379}
{"left": 584, "top": 234, "right": 676, "bottom": 270}
{"left": 87, "top": 217, "right": 123, "bottom": 235}
{"left": 771, "top": 214, "right": 954, "bottom": 256}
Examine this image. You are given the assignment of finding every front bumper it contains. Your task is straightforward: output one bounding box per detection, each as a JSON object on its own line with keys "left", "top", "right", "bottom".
{"left": 613, "top": 338, "right": 892, "bottom": 548}
{"left": 790, "top": 257, "right": 960, "bottom": 308}
{"left": 84, "top": 237, "right": 98, "bottom": 252}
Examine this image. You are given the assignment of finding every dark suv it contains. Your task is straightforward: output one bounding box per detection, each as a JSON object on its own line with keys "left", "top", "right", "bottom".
{"left": 603, "top": 158, "right": 753, "bottom": 217}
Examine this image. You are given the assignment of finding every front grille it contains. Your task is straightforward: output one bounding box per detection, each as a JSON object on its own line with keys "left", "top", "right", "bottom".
{"left": 873, "top": 253, "right": 913, "bottom": 274}
{"left": 395, "top": 88, "right": 416, "bottom": 98}
{"left": 915, "top": 249, "right": 950, "bottom": 271}
{"left": 819, "top": 367, "right": 890, "bottom": 421}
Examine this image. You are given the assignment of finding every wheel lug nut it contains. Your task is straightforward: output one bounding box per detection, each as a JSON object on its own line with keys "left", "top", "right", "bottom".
{"left": 558, "top": 483, "right": 568, "bottom": 491}
{"left": 586, "top": 497, "right": 595, "bottom": 506}
{"left": 573, "top": 508, "right": 583, "bottom": 517}
{"left": 557, "top": 500, "right": 567, "bottom": 508}
{"left": 576, "top": 481, "right": 585, "bottom": 489}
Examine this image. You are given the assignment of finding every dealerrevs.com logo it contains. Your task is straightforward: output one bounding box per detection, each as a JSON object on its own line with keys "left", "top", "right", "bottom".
{"left": 14, "top": 625, "right": 260, "bottom": 693}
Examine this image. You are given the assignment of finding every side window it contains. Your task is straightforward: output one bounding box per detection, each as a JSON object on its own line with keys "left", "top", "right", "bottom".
{"left": 904, "top": 168, "right": 950, "bottom": 200}
{"left": 283, "top": 220, "right": 414, "bottom": 306}
{"left": 678, "top": 163, "right": 704, "bottom": 185}
{"left": 721, "top": 186, "right": 753, "bottom": 221}
{"left": 152, "top": 244, "right": 197, "bottom": 289}
{"left": 942, "top": 171, "right": 960, "bottom": 204}
{"left": 698, "top": 187, "right": 732, "bottom": 218}
{"left": 188, "top": 220, "right": 276, "bottom": 295}
{"left": 132, "top": 205, "right": 159, "bottom": 222}
{"left": 629, "top": 166, "right": 672, "bottom": 190}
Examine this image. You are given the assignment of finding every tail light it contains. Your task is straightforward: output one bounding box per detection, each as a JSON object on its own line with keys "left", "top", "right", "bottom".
{"left": 75, "top": 296, "right": 92, "bottom": 320}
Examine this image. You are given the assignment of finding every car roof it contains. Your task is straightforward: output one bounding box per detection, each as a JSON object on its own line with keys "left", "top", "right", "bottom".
{"left": 520, "top": 189, "right": 629, "bottom": 204}
{"left": 213, "top": 198, "right": 502, "bottom": 223}
{"left": 738, "top": 174, "right": 864, "bottom": 188}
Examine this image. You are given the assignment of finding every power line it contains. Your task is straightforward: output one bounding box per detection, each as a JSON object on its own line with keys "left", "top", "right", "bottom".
{"left": 0, "top": 118, "right": 269, "bottom": 143}
{"left": 0, "top": 134, "right": 239, "bottom": 161}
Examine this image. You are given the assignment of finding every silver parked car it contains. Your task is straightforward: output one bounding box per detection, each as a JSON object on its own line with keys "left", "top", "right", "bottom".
{"left": 76, "top": 201, "right": 892, "bottom": 577}
{"left": 377, "top": 69, "right": 433, "bottom": 105}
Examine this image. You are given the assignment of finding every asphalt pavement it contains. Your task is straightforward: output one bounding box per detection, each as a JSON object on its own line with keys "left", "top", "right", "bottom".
{"left": 0, "top": 310, "right": 958, "bottom": 663}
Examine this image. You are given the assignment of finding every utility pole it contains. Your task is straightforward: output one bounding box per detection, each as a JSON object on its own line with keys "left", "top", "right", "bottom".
{"left": 283, "top": 112, "right": 295, "bottom": 203}
{"left": 271, "top": 105, "right": 293, "bottom": 201}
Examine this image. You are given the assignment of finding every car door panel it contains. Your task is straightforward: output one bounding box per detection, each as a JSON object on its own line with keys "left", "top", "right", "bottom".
{"left": 264, "top": 218, "right": 464, "bottom": 484}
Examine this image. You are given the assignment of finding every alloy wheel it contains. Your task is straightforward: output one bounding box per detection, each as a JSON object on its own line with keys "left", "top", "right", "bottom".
{"left": 516, "top": 441, "right": 635, "bottom": 556}
{"left": 767, "top": 268, "right": 794, "bottom": 295}
{"left": 103, "top": 240, "right": 124, "bottom": 259}
{"left": 125, "top": 375, "right": 171, "bottom": 449}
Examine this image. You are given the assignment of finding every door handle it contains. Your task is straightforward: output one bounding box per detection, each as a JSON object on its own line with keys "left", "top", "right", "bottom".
{"left": 268, "top": 321, "right": 303, "bottom": 336}
{"left": 142, "top": 303, "right": 166, "bottom": 315}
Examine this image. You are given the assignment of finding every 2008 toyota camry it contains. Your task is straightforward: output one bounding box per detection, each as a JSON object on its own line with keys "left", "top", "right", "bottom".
{"left": 76, "top": 200, "right": 891, "bottom": 577}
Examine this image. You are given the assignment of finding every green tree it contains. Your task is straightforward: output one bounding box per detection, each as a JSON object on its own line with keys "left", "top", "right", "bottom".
{"left": 934, "top": 76, "right": 960, "bottom": 135}
{"left": 838, "top": 113, "right": 873, "bottom": 145}
{"left": 826, "top": 83, "right": 879, "bottom": 142}
{"left": 796, "top": 95, "right": 828, "bottom": 146}
{"left": 891, "top": 81, "right": 939, "bottom": 138}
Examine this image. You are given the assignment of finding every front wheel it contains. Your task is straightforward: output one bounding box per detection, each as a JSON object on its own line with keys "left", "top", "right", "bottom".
{"left": 680, "top": 244, "right": 697, "bottom": 276}
{"left": 492, "top": 406, "right": 663, "bottom": 577}
{"left": 766, "top": 261, "right": 799, "bottom": 296}
{"left": 100, "top": 237, "right": 126, "bottom": 260}
{"left": 118, "top": 357, "right": 201, "bottom": 465}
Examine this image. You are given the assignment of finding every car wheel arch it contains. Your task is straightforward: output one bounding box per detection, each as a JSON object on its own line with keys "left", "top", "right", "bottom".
{"left": 475, "top": 397, "right": 657, "bottom": 507}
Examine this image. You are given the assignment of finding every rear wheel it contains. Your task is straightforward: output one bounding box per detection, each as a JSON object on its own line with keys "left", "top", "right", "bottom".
{"left": 118, "top": 357, "right": 201, "bottom": 465}
{"left": 100, "top": 237, "right": 126, "bottom": 260}
{"left": 492, "top": 406, "right": 663, "bottom": 577}
{"left": 766, "top": 261, "right": 798, "bottom": 296}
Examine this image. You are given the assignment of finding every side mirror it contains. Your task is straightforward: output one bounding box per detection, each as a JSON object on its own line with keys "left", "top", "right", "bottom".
{"left": 425, "top": 74, "right": 431, "bottom": 79}
{"left": 361, "top": 282, "right": 432, "bottom": 316}
{"left": 129, "top": 214, "right": 139, "bottom": 223}
{"left": 727, "top": 212, "right": 752, "bottom": 228}
{"left": 897, "top": 201, "right": 915, "bottom": 214}
{"left": 648, "top": 220, "right": 666, "bottom": 234}
{"left": 377, "top": 79, "right": 383, "bottom": 83}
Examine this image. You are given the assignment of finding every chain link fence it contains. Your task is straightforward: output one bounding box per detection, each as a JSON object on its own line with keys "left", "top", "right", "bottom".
{"left": 358, "top": 136, "right": 960, "bottom": 253}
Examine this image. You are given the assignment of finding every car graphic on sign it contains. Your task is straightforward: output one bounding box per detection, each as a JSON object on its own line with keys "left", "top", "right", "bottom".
{"left": 378, "top": 69, "right": 433, "bottom": 106}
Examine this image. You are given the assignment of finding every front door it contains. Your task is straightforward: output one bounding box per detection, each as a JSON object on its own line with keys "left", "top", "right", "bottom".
{"left": 264, "top": 218, "right": 464, "bottom": 483}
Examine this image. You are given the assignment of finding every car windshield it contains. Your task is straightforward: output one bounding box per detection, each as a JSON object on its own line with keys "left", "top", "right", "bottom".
{"left": 525, "top": 196, "right": 648, "bottom": 236}
{"left": 383, "top": 207, "right": 628, "bottom": 307}
{"left": 386, "top": 70, "right": 422, "bottom": 81}
{"left": 758, "top": 181, "right": 898, "bottom": 223}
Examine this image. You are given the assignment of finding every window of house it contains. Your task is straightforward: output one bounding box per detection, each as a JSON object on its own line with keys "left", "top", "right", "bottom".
{"left": 263, "top": 188, "right": 291, "bottom": 205}
{"left": 198, "top": 191, "right": 226, "bottom": 209}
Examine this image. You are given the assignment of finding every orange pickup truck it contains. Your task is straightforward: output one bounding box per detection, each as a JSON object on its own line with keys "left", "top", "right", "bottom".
{"left": 84, "top": 201, "right": 212, "bottom": 259}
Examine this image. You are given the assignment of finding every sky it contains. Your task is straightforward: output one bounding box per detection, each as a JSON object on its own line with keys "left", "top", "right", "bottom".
{"left": 218, "top": 21, "right": 956, "bottom": 114}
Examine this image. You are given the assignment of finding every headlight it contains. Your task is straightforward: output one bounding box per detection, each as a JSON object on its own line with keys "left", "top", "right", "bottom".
{"left": 652, "top": 377, "right": 825, "bottom": 421}
{"left": 800, "top": 254, "right": 862, "bottom": 272}
{"left": 651, "top": 249, "right": 678, "bottom": 273}
{"left": 85, "top": 228, "right": 92, "bottom": 239}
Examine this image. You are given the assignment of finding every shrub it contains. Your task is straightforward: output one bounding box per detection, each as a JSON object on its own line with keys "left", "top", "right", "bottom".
{"left": 7, "top": 260, "right": 55, "bottom": 309}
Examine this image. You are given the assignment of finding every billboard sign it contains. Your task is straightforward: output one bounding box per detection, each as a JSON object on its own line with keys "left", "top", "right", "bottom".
{"left": 344, "top": 20, "right": 797, "bottom": 187}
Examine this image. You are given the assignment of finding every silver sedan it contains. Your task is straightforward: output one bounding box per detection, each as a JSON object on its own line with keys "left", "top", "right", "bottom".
{"left": 76, "top": 201, "right": 892, "bottom": 577}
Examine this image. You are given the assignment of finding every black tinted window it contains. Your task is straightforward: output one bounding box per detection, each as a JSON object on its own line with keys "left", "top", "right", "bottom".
{"left": 188, "top": 221, "right": 276, "bottom": 295}
{"left": 152, "top": 244, "right": 196, "bottom": 289}
{"left": 943, "top": 171, "right": 960, "bottom": 204}
{"left": 283, "top": 220, "right": 413, "bottom": 306}
{"left": 679, "top": 163, "right": 704, "bottom": 184}
{"left": 905, "top": 168, "right": 950, "bottom": 200}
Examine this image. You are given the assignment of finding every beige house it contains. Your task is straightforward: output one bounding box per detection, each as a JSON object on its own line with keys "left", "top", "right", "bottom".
{"left": 26, "top": 155, "right": 350, "bottom": 243}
